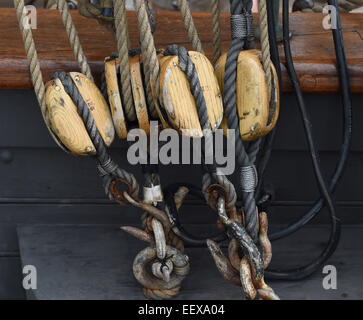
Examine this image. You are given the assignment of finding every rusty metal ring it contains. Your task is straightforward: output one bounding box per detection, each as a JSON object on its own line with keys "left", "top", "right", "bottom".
{"left": 133, "top": 246, "right": 190, "bottom": 291}
{"left": 163, "top": 186, "right": 227, "bottom": 245}
{"left": 109, "top": 178, "right": 138, "bottom": 205}
{"left": 205, "top": 183, "right": 231, "bottom": 212}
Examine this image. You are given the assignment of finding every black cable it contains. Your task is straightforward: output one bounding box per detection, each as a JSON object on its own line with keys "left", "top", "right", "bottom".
{"left": 163, "top": 182, "right": 227, "bottom": 246}
{"left": 264, "top": 0, "right": 343, "bottom": 280}
{"left": 256, "top": 0, "right": 282, "bottom": 203}
{"left": 269, "top": 0, "right": 352, "bottom": 241}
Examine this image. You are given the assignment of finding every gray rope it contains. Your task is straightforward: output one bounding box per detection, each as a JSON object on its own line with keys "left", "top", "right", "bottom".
{"left": 57, "top": 0, "right": 94, "bottom": 80}
{"left": 177, "top": 0, "right": 204, "bottom": 53}
{"left": 114, "top": 0, "right": 137, "bottom": 122}
{"left": 134, "top": 0, "right": 160, "bottom": 119}
{"left": 14, "top": 0, "right": 68, "bottom": 152}
{"left": 53, "top": 71, "right": 139, "bottom": 201}
{"left": 224, "top": 0, "right": 259, "bottom": 241}
{"left": 211, "top": 0, "right": 221, "bottom": 65}
{"left": 258, "top": 0, "right": 272, "bottom": 93}
{"left": 164, "top": 45, "right": 237, "bottom": 209}
{"left": 164, "top": 45, "right": 210, "bottom": 131}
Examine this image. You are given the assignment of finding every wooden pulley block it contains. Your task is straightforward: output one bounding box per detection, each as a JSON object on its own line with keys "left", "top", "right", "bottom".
{"left": 104, "top": 54, "right": 150, "bottom": 138}
{"left": 157, "top": 51, "right": 224, "bottom": 137}
{"left": 45, "top": 72, "right": 115, "bottom": 156}
{"left": 215, "top": 49, "right": 280, "bottom": 141}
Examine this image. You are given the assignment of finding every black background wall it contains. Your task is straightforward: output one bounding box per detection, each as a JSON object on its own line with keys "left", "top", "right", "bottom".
{"left": 0, "top": 89, "right": 362, "bottom": 299}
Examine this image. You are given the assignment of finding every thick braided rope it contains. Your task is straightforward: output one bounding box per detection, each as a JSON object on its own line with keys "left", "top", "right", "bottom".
{"left": 164, "top": 45, "right": 210, "bottom": 130}
{"left": 133, "top": 0, "right": 159, "bottom": 119}
{"left": 211, "top": 0, "right": 222, "bottom": 65}
{"left": 14, "top": 0, "right": 67, "bottom": 151}
{"left": 224, "top": 0, "right": 259, "bottom": 240}
{"left": 53, "top": 71, "right": 139, "bottom": 200}
{"left": 177, "top": 0, "right": 204, "bottom": 54}
{"left": 114, "top": 0, "right": 136, "bottom": 122}
{"left": 57, "top": 0, "right": 94, "bottom": 81}
{"left": 257, "top": 0, "right": 272, "bottom": 93}
{"left": 15, "top": 0, "right": 45, "bottom": 114}
{"left": 163, "top": 45, "right": 237, "bottom": 209}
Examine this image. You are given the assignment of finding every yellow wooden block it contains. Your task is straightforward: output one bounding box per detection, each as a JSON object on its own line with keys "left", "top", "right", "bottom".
{"left": 104, "top": 57, "right": 128, "bottom": 139}
{"left": 45, "top": 78, "right": 96, "bottom": 156}
{"left": 150, "top": 55, "right": 172, "bottom": 129}
{"left": 159, "top": 51, "right": 223, "bottom": 137}
{"left": 129, "top": 55, "right": 150, "bottom": 135}
{"left": 69, "top": 72, "right": 115, "bottom": 147}
{"left": 45, "top": 72, "right": 115, "bottom": 156}
{"left": 215, "top": 49, "right": 279, "bottom": 141}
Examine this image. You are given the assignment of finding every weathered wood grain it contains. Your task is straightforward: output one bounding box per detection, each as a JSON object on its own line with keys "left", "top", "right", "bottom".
{"left": 159, "top": 51, "right": 223, "bottom": 136}
{"left": 104, "top": 57, "right": 128, "bottom": 139}
{"left": 1, "top": 9, "right": 363, "bottom": 92}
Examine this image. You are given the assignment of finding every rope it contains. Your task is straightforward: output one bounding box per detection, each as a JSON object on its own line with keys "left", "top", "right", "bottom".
{"left": 177, "top": 0, "right": 204, "bottom": 54}
{"left": 57, "top": 0, "right": 93, "bottom": 80}
{"left": 14, "top": 0, "right": 67, "bottom": 151}
{"left": 53, "top": 72, "right": 139, "bottom": 201}
{"left": 114, "top": 0, "right": 136, "bottom": 122}
{"left": 257, "top": 0, "right": 272, "bottom": 93}
{"left": 163, "top": 45, "right": 237, "bottom": 209}
{"left": 211, "top": 0, "right": 221, "bottom": 65}
{"left": 133, "top": 0, "right": 159, "bottom": 119}
{"left": 45, "top": 0, "right": 56, "bottom": 9}
{"left": 224, "top": 0, "right": 259, "bottom": 241}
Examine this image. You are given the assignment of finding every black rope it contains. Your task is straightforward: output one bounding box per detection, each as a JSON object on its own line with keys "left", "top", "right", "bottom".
{"left": 269, "top": 0, "right": 352, "bottom": 241}
{"left": 162, "top": 45, "right": 229, "bottom": 244}
{"left": 264, "top": 0, "right": 345, "bottom": 280}
{"left": 224, "top": 0, "right": 260, "bottom": 241}
{"left": 256, "top": 0, "right": 281, "bottom": 207}
{"left": 52, "top": 71, "right": 139, "bottom": 201}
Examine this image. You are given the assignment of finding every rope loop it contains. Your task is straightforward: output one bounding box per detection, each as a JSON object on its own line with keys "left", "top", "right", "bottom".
{"left": 52, "top": 71, "right": 139, "bottom": 204}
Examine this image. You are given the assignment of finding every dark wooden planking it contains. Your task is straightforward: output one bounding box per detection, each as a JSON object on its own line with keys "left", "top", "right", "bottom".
{"left": 17, "top": 224, "right": 363, "bottom": 300}
{"left": 1, "top": 147, "right": 363, "bottom": 201}
{"left": 1, "top": 9, "right": 363, "bottom": 92}
{"left": 0, "top": 202, "right": 363, "bottom": 254}
{"left": 0, "top": 257, "right": 25, "bottom": 300}
{"left": 1, "top": 89, "right": 363, "bottom": 150}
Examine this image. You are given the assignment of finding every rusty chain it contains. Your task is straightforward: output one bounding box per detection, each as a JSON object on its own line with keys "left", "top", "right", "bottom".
{"left": 207, "top": 197, "right": 279, "bottom": 300}
{"left": 121, "top": 183, "right": 190, "bottom": 300}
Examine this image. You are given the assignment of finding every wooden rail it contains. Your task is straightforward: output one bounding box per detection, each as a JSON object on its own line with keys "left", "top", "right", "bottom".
{"left": 1, "top": 9, "right": 363, "bottom": 92}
